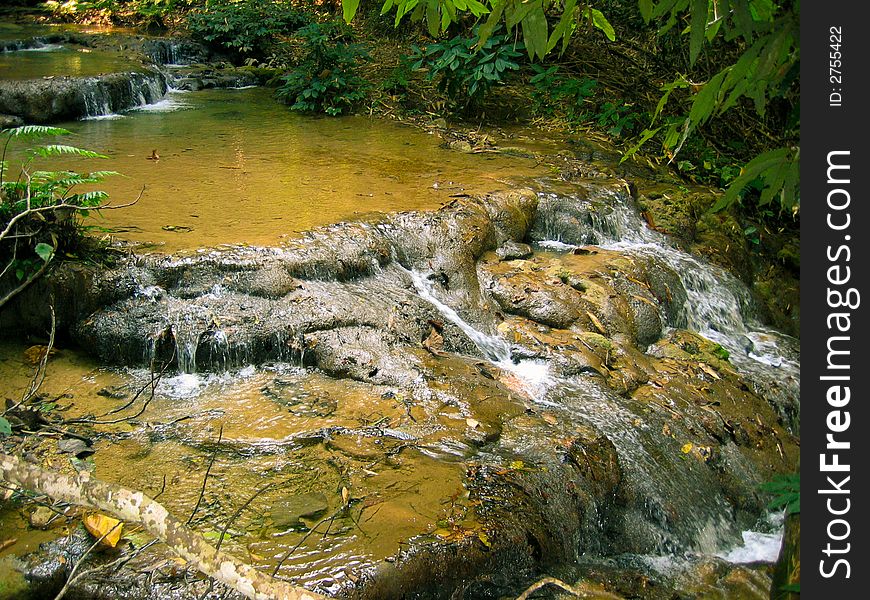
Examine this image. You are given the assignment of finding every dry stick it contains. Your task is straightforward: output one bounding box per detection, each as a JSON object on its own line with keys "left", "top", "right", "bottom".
{"left": 188, "top": 423, "right": 224, "bottom": 526}
{"left": 515, "top": 576, "right": 625, "bottom": 600}
{"left": 215, "top": 480, "right": 280, "bottom": 553}
{"left": 54, "top": 520, "right": 123, "bottom": 600}
{"left": 0, "top": 454, "right": 327, "bottom": 600}
{"left": 2, "top": 307, "right": 56, "bottom": 417}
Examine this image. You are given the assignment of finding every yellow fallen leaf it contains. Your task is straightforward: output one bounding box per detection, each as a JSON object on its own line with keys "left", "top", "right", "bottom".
{"left": 586, "top": 312, "right": 607, "bottom": 335}
{"left": 341, "top": 486, "right": 350, "bottom": 506}
{"left": 433, "top": 528, "right": 452, "bottom": 539}
{"left": 83, "top": 513, "right": 123, "bottom": 548}
{"left": 509, "top": 460, "right": 525, "bottom": 470}
{"left": 699, "top": 364, "right": 721, "bottom": 379}
{"left": 681, "top": 442, "right": 693, "bottom": 454}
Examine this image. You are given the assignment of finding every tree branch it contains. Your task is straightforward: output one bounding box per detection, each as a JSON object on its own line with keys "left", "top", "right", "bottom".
{"left": 0, "top": 454, "right": 328, "bottom": 600}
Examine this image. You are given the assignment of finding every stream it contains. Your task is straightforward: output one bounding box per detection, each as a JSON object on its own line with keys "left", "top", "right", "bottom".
{"left": 0, "top": 29, "right": 799, "bottom": 600}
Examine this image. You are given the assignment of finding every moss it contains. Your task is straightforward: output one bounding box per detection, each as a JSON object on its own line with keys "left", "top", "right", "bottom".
{"left": 0, "top": 558, "right": 28, "bottom": 600}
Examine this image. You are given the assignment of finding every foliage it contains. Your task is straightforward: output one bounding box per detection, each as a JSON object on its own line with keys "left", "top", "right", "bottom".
{"left": 343, "top": 0, "right": 616, "bottom": 60}
{"left": 595, "top": 101, "right": 643, "bottom": 137}
{"left": 411, "top": 25, "right": 523, "bottom": 110}
{"left": 45, "top": 0, "right": 195, "bottom": 26}
{"left": 0, "top": 126, "right": 116, "bottom": 301}
{"left": 529, "top": 64, "right": 596, "bottom": 122}
{"left": 624, "top": 0, "right": 800, "bottom": 214}
{"left": 761, "top": 472, "right": 800, "bottom": 515}
{"left": 276, "top": 22, "right": 370, "bottom": 116}
{"left": 186, "top": 0, "right": 309, "bottom": 58}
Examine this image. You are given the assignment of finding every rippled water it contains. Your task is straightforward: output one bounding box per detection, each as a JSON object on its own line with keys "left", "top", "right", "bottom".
{"left": 0, "top": 44, "right": 145, "bottom": 79}
{"left": 27, "top": 87, "right": 543, "bottom": 252}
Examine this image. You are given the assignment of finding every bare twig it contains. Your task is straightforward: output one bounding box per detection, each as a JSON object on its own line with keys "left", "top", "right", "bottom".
{"left": 188, "top": 423, "right": 224, "bottom": 526}
{"left": 54, "top": 520, "right": 124, "bottom": 600}
{"left": 0, "top": 454, "right": 327, "bottom": 600}
{"left": 516, "top": 576, "right": 625, "bottom": 600}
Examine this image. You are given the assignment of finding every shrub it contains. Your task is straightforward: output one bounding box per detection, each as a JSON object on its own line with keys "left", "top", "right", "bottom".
{"left": 275, "top": 22, "right": 370, "bottom": 116}
{"left": 529, "top": 64, "right": 597, "bottom": 123}
{"left": 410, "top": 26, "right": 524, "bottom": 112}
{"left": 0, "top": 126, "right": 116, "bottom": 308}
{"left": 186, "top": 0, "right": 309, "bottom": 59}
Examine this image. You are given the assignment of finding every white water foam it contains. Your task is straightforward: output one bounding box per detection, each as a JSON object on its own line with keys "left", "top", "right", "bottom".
{"left": 131, "top": 89, "right": 190, "bottom": 113}
{"left": 715, "top": 529, "right": 783, "bottom": 563}
{"left": 82, "top": 113, "right": 125, "bottom": 121}
{"left": 406, "top": 268, "right": 553, "bottom": 399}
{"left": 19, "top": 43, "right": 64, "bottom": 52}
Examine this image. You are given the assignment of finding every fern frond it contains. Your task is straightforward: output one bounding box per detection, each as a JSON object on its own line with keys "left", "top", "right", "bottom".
{"left": 2, "top": 125, "right": 71, "bottom": 140}
{"left": 30, "top": 145, "right": 108, "bottom": 159}
{"left": 66, "top": 190, "right": 110, "bottom": 207}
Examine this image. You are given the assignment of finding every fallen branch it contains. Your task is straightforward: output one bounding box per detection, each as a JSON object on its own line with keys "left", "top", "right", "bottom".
{"left": 0, "top": 454, "right": 327, "bottom": 600}
{"left": 516, "top": 576, "right": 625, "bottom": 600}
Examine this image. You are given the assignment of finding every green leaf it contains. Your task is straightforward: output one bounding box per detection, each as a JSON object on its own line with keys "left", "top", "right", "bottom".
{"left": 2, "top": 125, "right": 70, "bottom": 140}
{"left": 35, "top": 243, "right": 55, "bottom": 263}
{"left": 426, "top": 0, "right": 439, "bottom": 37}
{"left": 620, "top": 126, "right": 662, "bottom": 163}
{"left": 506, "top": 0, "right": 538, "bottom": 30}
{"left": 587, "top": 8, "right": 616, "bottom": 42}
{"left": 31, "top": 145, "right": 108, "bottom": 159}
{"left": 688, "top": 69, "right": 727, "bottom": 128}
{"left": 713, "top": 147, "right": 791, "bottom": 211}
{"left": 521, "top": 6, "right": 549, "bottom": 60}
{"left": 343, "top": 0, "right": 361, "bottom": 23}
{"left": 688, "top": 0, "right": 708, "bottom": 64}
{"left": 639, "top": 0, "right": 654, "bottom": 22}
{"left": 0, "top": 416, "right": 11, "bottom": 436}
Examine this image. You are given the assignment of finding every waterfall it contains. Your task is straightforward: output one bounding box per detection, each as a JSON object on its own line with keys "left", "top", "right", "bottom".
{"left": 532, "top": 189, "right": 800, "bottom": 401}
{"left": 406, "top": 268, "right": 553, "bottom": 398}
{"left": 78, "top": 71, "right": 169, "bottom": 119}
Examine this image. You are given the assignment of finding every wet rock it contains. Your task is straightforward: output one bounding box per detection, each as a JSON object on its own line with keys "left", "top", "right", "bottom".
{"left": 0, "top": 70, "right": 168, "bottom": 123}
{"left": 97, "top": 385, "right": 129, "bottom": 400}
{"left": 0, "top": 113, "right": 23, "bottom": 129}
{"left": 482, "top": 266, "right": 582, "bottom": 329}
{"left": 57, "top": 438, "right": 93, "bottom": 458}
{"left": 483, "top": 188, "right": 538, "bottom": 245}
{"left": 496, "top": 241, "right": 533, "bottom": 261}
{"left": 309, "top": 326, "right": 422, "bottom": 386}
{"left": 29, "top": 506, "right": 57, "bottom": 530}
{"left": 269, "top": 492, "right": 330, "bottom": 530}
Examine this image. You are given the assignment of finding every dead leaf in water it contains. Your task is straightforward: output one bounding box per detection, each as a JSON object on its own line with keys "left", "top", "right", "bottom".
{"left": 24, "top": 345, "right": 57, "bottom": 365}
{"left": 83, "top": 513, "right": 122, "bottom": 548}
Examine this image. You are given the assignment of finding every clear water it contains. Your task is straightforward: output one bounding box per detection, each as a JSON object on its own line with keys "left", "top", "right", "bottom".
{"left": 29, "top": 87, "right": 544, "bottom": 252}
{"left": 0, "top": 44, "right": 144, "bottom": 79}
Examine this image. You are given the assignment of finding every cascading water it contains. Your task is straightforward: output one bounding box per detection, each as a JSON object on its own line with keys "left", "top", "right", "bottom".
{"left": 533, "top": 189, "right": 800, "bottom": 417}
{"left": 405, "top": 268, "right": 553, "bottom": 398}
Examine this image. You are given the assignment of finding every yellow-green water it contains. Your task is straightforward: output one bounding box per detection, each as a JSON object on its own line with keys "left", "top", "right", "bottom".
{"left": 42, "top": 87, "right": 545, "bottom": 252}
{"left": 0, "top": 343, "right": 481, "bottom": 590}
{"left": 0, "top": 45, "right": 145, "bottom": 79}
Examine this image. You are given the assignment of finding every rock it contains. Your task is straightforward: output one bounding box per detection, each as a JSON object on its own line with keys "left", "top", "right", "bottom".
{"left": 495, "top": 241, "right": 533, "bottom": 261}
{"left": 483, "top": 267, "right": 583, "bottom": 329}
{"left": 448, "top": 139, "right": 473, "bottom": 153}
{"left": 0, "top": 113, "right": 23, "bottom": 129}
{"left": 0, "top": 70, "right": 168, "bottom": 123}
{"left": 57, "top": 438, "right": 93, "bottom": 458}
{"left": 29, "top": 507, "right": 56, "bottom": 530}
{"left": 269, "top": 493, "right": 329, "bottom": 530}
{"left": 96, "top": 386, "right": 128, "bottom": 400}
